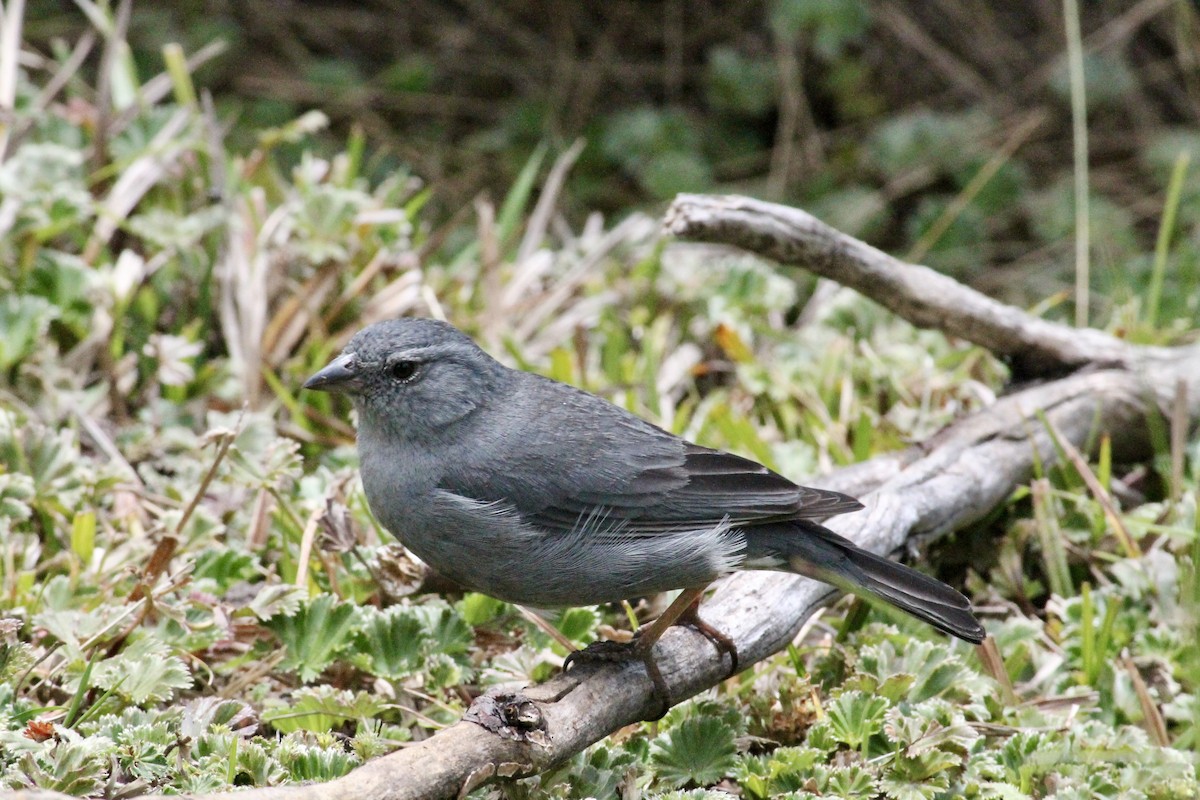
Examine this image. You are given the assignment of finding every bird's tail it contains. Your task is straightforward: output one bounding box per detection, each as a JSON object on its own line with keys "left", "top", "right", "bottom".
{"left": 751, "top": 520, "right": 985, "bottom": 644}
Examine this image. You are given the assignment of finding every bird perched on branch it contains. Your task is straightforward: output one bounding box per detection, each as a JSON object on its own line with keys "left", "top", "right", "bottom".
{"left": 305, "top": 318, "right": 985, "bottom": 714}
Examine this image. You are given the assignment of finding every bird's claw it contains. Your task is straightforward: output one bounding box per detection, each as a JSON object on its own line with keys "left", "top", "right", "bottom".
{"left": 676, "top": 609, "right": 740, "bottom": 675}
{"left": 560, "top": 610, "right": 740, "bottom": 722}
{"left": 562, "top": 637, "right": 642, "bottom": 669}
{"left": 562, "top": 636, "right": 672, "bottom": 720}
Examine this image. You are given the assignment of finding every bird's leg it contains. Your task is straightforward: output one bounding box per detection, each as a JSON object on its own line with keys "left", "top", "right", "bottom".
{"left": 629, "top": 585, "right": 708, "bottom": 651}
{"left": 673, "top": 594, "right": 739, "bottom": 675}
{"left": 564, "top": 586, "right": 735, "bottom": 719}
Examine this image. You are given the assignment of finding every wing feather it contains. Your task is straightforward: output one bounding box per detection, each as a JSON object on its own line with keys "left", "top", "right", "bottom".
{"left": 439, "top": 373, "right": 862, "bottom": 537}
{"left": 526, "top": 443, "right": 861, "bottom": 535}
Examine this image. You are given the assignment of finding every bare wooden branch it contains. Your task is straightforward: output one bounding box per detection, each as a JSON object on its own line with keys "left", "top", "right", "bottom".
{"left": 663, "top": 193, "right": 1154, "bottom": 378}
{"left": 17, "top": 195, "right": 1200, "bottom": 800}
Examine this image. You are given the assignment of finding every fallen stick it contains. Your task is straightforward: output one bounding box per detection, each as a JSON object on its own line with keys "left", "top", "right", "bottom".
{"left": 663, "top": 193, "right": 1161, "bottom": 378}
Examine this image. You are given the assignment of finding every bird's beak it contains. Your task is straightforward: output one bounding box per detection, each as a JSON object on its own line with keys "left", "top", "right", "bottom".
{"left": 304, "top": 353, "right": 360, "bottom": 392}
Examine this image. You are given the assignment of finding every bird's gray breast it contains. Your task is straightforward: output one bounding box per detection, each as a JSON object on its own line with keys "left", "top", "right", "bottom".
{"left": 393, "top": 490, "right": 745, "bottom": 607}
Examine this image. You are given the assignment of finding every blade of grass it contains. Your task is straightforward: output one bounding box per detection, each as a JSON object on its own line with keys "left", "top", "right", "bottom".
{"left": 294, "top": 506, "right": 324, "bottom": 592}
{"left": 1145, "top": 150, "right": 1191, "bottom": 329}
{"left": 906, "top": 110, "right": 1045, "bottom": 263}
{"left": 450, "top": 143, "right": 548, "bottom": 270}
{"left": 1096, "top": 595, "right": 1118, "bottom": 684}
{"left": 1096, "top": 434, "right": 1111, "bottom": 492}
{"left": 1170, "top": 378, "right": 1187, "bottom": 508}
{"left": 89, "top": 0, "right": 134, "bottom": 174}
{"left": 1078, "top": 583, "right": 1119, "bottom": 687}
{"left": 111, "top": 39, "right": 226, "bottom": 138}
{"left": 162, "top": 41, "right": 197, "bottom": 108}
{"left": 72, "top": 676, "right": 127, "bottom": 728}
{"left": 1062, "top": 0, "right": 1090, "bottom": 327}
{"left": 496, "top": 142, "right": 548, "bottom": 251}
{"left": 622, "top": 599, "right": 641, "bottom": 632}
{"left": 1040, "top": 412, "right": 1141, "bottom": 557}
{"left": 63, "top": 649, "right": 100, "bottom": 728}
{"left": 16, "top": 29, "right": 96, "bottom": 139}
{"left": 1079, "top": 581, "right": 1096, "bottom": 685}
{"left": 517, "top": 137, "right": 585, "bottom": 263}
{"left": 1032, "top": 478, "right": 1073, "bottom": 598}
{"left": 12, "top": 705, "right": 68, "bottom": 725}
{"left": 177, "top": 414, "right": 242, "bottom": 537}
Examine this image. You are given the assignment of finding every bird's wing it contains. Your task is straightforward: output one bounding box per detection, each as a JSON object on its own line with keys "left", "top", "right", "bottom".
{"left": 524, "top": 441, "right": 862, "bottom": 535}
{"left": 439, "top": 374, "right": 862, "bottom": 536}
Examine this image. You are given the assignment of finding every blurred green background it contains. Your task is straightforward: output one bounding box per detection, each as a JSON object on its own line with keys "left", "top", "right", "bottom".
{"left": 23, "top": 0, "right": 1200, "bottom": 311}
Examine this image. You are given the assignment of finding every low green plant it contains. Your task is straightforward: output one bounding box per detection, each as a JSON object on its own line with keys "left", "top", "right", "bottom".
{"left": 2, "top": 4, "right": 1200, "bottom": 798}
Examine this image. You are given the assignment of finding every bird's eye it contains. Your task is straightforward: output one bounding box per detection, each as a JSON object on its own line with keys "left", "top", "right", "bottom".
{"left": 389, "top": 360, "right": 419, "bottom": 382}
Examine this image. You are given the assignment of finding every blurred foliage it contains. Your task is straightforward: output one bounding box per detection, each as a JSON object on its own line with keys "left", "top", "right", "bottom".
{"left": 20, "top": 0, "right": 1200, "bottom": 313}
{"left": 1, "top": 0, "right": 1200, "bottom": 797}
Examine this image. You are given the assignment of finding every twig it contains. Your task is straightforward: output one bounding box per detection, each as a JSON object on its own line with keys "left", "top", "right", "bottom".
{"left": 0, "top": 0, "right": 26, "bottom": 163}
{"left": 1045, "top": 416, "right": 1141, "bottom": 558}
{"left": 663, "top": 194, "right": 1145, "bottom": 378}
{"left": 3, "top": 29, "right": 96, "bottom": 158}
{"left": 294, "top": 506, "right": 325, "bottom": 589}
{"left": 177, "top": 417, "right": 242, "bottom": 537}
{"left": 1122, "top": 651, "right": 1170, "bottom": 747}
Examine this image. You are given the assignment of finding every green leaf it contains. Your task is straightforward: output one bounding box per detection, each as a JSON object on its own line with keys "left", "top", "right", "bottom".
{"left": 880, "top": 773, "right": 944, "bottom": 800}
{"left": 770, "top": 0, "right": 871, "bottom": 56}
{"left": 193, "top": 548, "right": 261, "bottom": 590}
{"left": 11, "top": 733, "right": 113, "bottom": 794}
{"left": 650, "top": 716, "right": 738, "bottom": 788}
{"left": 280, "top": 740, "right": 361, "bottom": 781}
{"left": 91, "top": 636, "right": 193, "bottom": 704}
{"left": 857, "top": 639, "right": 991, "bottom": 704}
{"left": 0, "top": 295, "right": 58, "bottom": 372}
{"left": 825, "top": 690, "right": 889, "bottom": 753}
{"left": 247, "top": 584, "right": 305, "bottom": 620}
{"left": 891, "top": 747, "right": 962, "bottom": 782}
{"left": 263, "top": 687, "right": 384, "bottom": 734}
{"left": 705, "top": 46, "right": 776, "bottom": 118}
{"left": 496, "top": 142, "right": 548, "bottom": 247}
{"left": 556, "top": 606, "right": 600, "bottom": 644}
{"left": 458, "top": 592, "right": 507, "bottom": 627}
{"left": 414, "top": 603, "right": 473, "bottom": 657}
{"left": 70, "top": 511, "right": 95, "bottom": 565}
{"left": 352, "top": 605, "right": 427, "bottom": 680}
{"left": 824, "top": 763, "right": 878, "bottom": 798}
{"left": 265, "top": 594, "right": 361, "bottom": 682}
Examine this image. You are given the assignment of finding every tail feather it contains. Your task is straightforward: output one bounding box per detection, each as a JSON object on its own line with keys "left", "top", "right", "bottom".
{"left": 750, "top": 521, "right": 985, "bottom": 644}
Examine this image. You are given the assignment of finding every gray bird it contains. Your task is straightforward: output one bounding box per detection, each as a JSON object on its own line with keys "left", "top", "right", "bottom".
{"left": 305, "top": 318, "right": 985, "bottom": 709}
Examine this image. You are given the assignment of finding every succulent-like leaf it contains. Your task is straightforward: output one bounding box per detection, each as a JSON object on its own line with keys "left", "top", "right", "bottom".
{"left": 650, "top": 716, "right": 738, "bottom": 788}
{"left": 824, "top": 690, "right": 889, "bottom": 752}
{"left": 264, "top": 594, "right": 361, "bottom": 682}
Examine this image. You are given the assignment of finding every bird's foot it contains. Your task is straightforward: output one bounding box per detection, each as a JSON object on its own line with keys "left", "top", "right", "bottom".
{"left": 560, "top": 589, "right": 738, "bottom": 722}
{"left": 563, "top": 635, "right": 672, "bottom": 720}
{"left": 675, "top": 604, "right": 740, "bottom": 676}
{"left": 562, "top": 636, "right": 640, "bottom": 667}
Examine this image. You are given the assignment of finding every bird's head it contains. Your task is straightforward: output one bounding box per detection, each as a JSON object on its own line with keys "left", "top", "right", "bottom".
{"left": 304, "top": 318, "right": 508, "bottom": 437}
